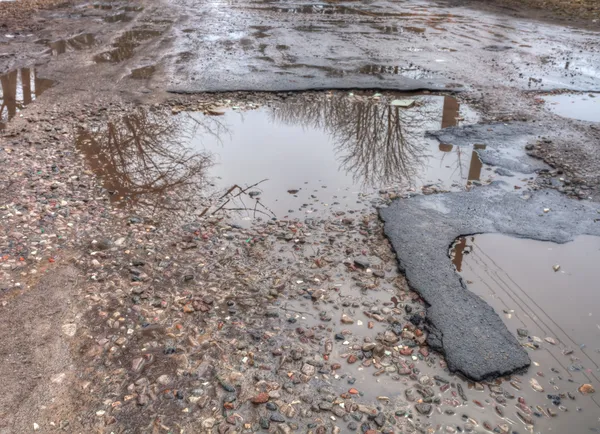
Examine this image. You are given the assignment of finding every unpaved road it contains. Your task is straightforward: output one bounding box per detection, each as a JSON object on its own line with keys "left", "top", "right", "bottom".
{"left": 1, "top": 0, "right": 599, "bottom": 432}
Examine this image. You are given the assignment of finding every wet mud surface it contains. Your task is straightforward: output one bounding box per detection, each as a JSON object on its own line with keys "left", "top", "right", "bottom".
{"left": 168, "top": 0, "right": 600, "bottom": 93}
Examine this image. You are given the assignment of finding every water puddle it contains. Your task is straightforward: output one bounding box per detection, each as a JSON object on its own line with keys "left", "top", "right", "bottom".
{"left": 93, "top": 29, "right": 162, "bottom": 63}
{"left": 451, "top": 234, "right": 600, "bottom": 432}
{"left": 80, "top": 94, "right": 527, "bottom": 222}
{"left": 130, "top": 65, "right": 156, "bottom": 79}
{"left": 542, "top": 93, "right": 600, "bottom": 123}
{"left": 48, "top": 33, "right": 95, "bottom": 56}
{"left": 0, "top": 67, "right": 55, "bottom": 129}
{"left": 103, "top": 12, "right": 133, "bottom": 22}
{"left": 182, "top": 94, "right": 512, "bottom": 222}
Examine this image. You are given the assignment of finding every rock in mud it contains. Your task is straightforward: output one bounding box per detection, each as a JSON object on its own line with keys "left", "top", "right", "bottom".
{"left": 415, "top": 403, "right": 432, "bottom": 415}
{"left": 579, "top": 384, "right": 595, "bottom": 394}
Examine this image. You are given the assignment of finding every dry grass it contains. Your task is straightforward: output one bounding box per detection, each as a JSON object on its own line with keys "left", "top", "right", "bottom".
{"left": 0, "top": 0, "right": 73, "bottom": 27}
{"left": 501, "top": 0, "right": 600, "bottom": 20}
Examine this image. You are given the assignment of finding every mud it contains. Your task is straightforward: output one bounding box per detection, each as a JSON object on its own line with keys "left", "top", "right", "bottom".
{"left": 93, "top": 28, "right": 164, "bottom": 63}
{"left": 168, "top": 0, "right": 600, "bottom": 93}
{"left": 379, "top": 186, "right": 600, "bottom": 380}
{"left": 47, "top": 33, "right": 96, "bottom": 56}
{"left": 0, "top": 0, "right": 599, "bottom": 432}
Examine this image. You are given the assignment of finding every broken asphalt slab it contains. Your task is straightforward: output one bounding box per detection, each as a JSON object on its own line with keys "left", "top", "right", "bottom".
{"left": 168, "top": 75, "right": 456, "bottom": 93}
{"left": 379, "top": 186, "right": 600, "bottom": 381}
{"left": 427, "top": 122, "right": 548, "bottom": 174}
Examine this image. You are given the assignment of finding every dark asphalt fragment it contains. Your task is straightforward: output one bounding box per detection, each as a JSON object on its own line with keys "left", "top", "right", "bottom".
{"left": 379, "top": 186, "right": 600, "bottom": 381}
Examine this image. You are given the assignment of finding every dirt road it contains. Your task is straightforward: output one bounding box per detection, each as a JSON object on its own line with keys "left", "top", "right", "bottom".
{"left": 1, "top": 0, "right": 599, "bottom": 432}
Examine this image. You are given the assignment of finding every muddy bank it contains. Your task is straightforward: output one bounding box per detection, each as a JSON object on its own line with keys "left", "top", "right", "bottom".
{"left": 379, "top": 186, "right": 600, "bottom": 380}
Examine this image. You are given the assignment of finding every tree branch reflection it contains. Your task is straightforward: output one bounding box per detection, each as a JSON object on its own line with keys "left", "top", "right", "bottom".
{"left": 76, "top": 108, "right": 224, "bottom": 216}
{"left": 269, "top": 95, "right": 436, "bottom": 187}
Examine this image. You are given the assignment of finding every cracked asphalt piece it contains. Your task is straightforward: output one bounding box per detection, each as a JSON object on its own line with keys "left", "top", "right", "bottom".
{"left": 379, "top": 186, "right": 600, "bottom": 380}
{"left": 427, "top": 122, "right": 548, "bottom": 174}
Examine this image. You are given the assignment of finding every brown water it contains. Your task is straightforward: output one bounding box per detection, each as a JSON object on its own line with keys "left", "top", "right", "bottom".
{"left": 75, "top": 108, "right": 212, "bottom": 212}
{"left": 103, "top": 12, "right": 133, "bottom": 22}
{"left": 452, "top": 234, "right": 600, "bottom": 432}
{"left": 186, "top": 94, "right": 522, "bottom": 222}
{"left": 93, "top": 29, "right": 162, "bottom": 63}
{"left": 0, "top": 67, "right": 55, "bottom": 129}
{"left": 130, "top": 65, "right": 156, "bottom": 79}
{"left": 48, "top": 33, "right": 95, "bottom": 56}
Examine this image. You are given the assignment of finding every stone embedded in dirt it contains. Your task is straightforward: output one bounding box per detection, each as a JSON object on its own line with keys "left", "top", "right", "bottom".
{"left": 206, "top": 106, "right": 227, "bottom": 116}
{"left": 341, "top": 314, "right": 354, "bottom": 324}
{"left": 347, "top": 354, "right": 358, "bottom": 364}
{"left": 62, "top": 323, "right": 77, "bottom": 337}
{"left": 301, "top": 363, "right": 316, "bottom": 376}
{"left": 415, "top": 403, "right": 432, "bottom": 415}
{"left": 530, "top": 378, "right": 544, "bottom": 392}
{"left": 400, "top": 347, "right": 413, "bottom": 356}
{"left": 131, "top": 357, "right": 144, "bottom": 372}
{"left": 157, "top": 375, "right": 171, "bottom": 385}
{"left": 353, "top": 257, "right": 370, "bottom": 268}
{"left": 579, "top": 384, "right": 595, "bottom": 394}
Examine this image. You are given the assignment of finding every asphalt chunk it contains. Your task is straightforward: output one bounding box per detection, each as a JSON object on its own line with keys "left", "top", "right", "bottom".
{"left": 379, "top": 186, "right": 600, "bottom": 381}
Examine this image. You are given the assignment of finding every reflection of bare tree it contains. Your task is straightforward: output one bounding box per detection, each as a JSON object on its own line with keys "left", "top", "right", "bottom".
{"left": 76, "top": 108, "right": 223, "bottom": 215}
{"left": 269, "top": 95, "right": 437, "bottom": 187}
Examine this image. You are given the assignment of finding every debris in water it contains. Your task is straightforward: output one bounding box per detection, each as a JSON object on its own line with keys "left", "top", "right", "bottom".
{"left": 578, "top": 384, "right": 595, "bottom": 395}
{"left": 530, "top": 378, "right": 544, "bottom": 392}
{"left": 207, "top": 106, "right": 227, "bottom": 116}
{"left": 390, "top": 99, "right": 415, "bottom": 108}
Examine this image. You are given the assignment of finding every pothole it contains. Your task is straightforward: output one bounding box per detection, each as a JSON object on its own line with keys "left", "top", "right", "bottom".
{"left": 451, "top": 233, "right": 600, "bottom": 432}
{"left": 47, "top": 33, "right": 96, "bottom": 56}
{"left": 183, "top": 93, "right": 518, "bottom": 222}
{"left": 542, "top": 93, "right": 600, "bottom": 123}
{"left": 93, "top": 28, "right": 163, "bottom": 63}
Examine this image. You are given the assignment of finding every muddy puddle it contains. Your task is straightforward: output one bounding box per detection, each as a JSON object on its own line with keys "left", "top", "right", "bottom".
{"left": 47, "top": 33, "right": 96, "bottom": 56}
{"left": 94, "top": 28, "right": 162, "bottom": 63}
{"left": 0, "top": 67, "right": 55, "bottom": 129}
{"left": 451, "top": 234, "right": 600, "bottom": 432}
{"left": 103, "top": 11, "right": 133, "bottom": 22}
{"left": 542, "top": 93, "right": 600, "bottom": 123}
{"left": 183, "top": 94, "right": 522, "bottom": 222}
{"left": 130, "top": 65, "right": 156, "bottom": 79}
